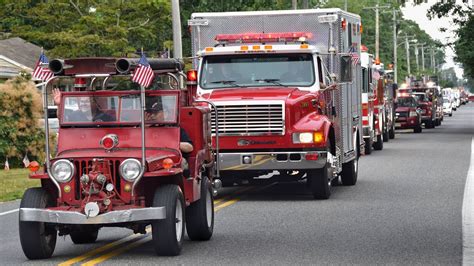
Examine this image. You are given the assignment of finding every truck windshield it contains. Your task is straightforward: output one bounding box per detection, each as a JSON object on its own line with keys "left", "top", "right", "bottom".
{"left": 61, "top": 94, "right": 178, "bottom": 125}
{"left": 200, "top": 53, "right": 315, "bottom": 89}
{"left": 397, "top": 97, "right": 417, "bottom": 107}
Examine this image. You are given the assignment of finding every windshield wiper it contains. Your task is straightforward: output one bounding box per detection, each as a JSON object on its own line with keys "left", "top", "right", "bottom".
{"left": 255, "top": 78, "right": 288, "bottom": 87}
{"left": 210, "top": 80, "right": 243, "bottom": 87}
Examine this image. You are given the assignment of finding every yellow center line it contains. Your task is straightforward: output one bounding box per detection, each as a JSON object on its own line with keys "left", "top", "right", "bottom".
{"left": 79, "top": 198, "right": 243, "bottom": 266}
{"left": 61, "top": 182, "right": 277, "bottom": 266}
{"left": 81, "top": 236, "right": 152, "bottom": 266}
{"left": 214, "top": 186, "right": 255, "bottom": 205}
{"left": 58, "top": 227, "right": 152, "bottom": 266}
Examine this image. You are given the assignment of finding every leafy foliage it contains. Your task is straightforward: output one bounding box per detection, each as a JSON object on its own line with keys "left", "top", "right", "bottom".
{"left": 0, "top": 0, "right": 172, "bottom": 57}
{"left": 0, "top": 77, "right": 47, "bottom": 167}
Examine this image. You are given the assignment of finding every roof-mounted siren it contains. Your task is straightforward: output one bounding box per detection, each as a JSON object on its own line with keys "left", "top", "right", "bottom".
{"left": 115, "top": 58, "right": 184, "bottom": 74}
{"left": 49, "top": 59, "right": 72, "bottom": 75}
{"left": 215, "top": 32, "right": 313, "bottom": 45}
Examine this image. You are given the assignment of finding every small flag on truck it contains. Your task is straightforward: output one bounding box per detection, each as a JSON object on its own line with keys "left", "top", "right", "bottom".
{"left": 32, "top": 52, "right": 54, "bottom": 81}
{"left": 132, "top": 52, "right": 155, "bottom": 88}
{"left": 348, "top": 46, "right": 359, "bottom": 65}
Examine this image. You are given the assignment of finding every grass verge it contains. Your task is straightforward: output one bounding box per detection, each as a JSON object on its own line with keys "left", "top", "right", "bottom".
{"left": 0, "top": 168, "right": 40, "bottom": 202}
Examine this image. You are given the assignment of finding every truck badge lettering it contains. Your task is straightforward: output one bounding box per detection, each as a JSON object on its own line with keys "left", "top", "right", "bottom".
{"left": 237, "top": 139, "right": 277, "bottom": 146}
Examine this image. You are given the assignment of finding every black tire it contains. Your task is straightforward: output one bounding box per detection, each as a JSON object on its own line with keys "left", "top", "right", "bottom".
{"left": 152, "top": 185, "right": 185, "bottom": 256}
{"left": 389, "top": 125, "right": 395, "bottom": 139}
{"left": 186, "top": 177, "right": 214, "bottom": 241}
{"left": 70, "top": 227, "right": 99, "bottom": 244}
{"left": 414, "top": 124, "right": 422, "bottom": 133}
{"left": 19, "top": 188, "right": 57, "bottom": 260}
{"left": 449, "top": 113, "right": 452, "bottom": 117}
{"left": 373, "top": 133, "right": 383, "bottom": 150}
{"left": 341, "top": 153, "right": 358, "bottom": 186}
{"left": 364, "top": 138, "right": 373, "bottom": 155}
{"left": 308, "top": 146, "right": 332, "bottom": 200}
{"left": 383, "top": 124, "right": 389, "bottom": 142}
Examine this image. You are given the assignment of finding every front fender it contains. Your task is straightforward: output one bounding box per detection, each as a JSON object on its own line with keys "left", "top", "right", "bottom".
{"left": 292, "top": 112, "right": 332, "bottom": 146}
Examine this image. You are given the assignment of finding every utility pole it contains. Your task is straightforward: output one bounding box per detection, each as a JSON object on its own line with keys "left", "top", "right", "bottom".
{"left": 430, "top": 46, "right": 434, "bottom": 71}
{"left": 414, "top": 43, "right": 419, "bottom": 72}
{"left": 392, "top": 9, "right": 398, "bottom": 83}
{"left": 364, "top": 1, "right": 390, "bottom": 63}
{"left": 420, "top": 43, "right": 426, "bottom": 71}
{"left": 345, "top": 0, "right": 348, "bottom": 11}
{"left": 292, "top": 0, "right": 297, "bottom": 9}
{"left": 405, "top": 35, "right": 411, "bottom": 76}
{"left": 171, "top": 0, "right": 182, "bottom": 59}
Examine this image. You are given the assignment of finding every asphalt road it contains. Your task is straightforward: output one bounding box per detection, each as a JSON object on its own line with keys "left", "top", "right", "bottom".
{"left": 1, "top": 103, "right": 473, "bottom": 265}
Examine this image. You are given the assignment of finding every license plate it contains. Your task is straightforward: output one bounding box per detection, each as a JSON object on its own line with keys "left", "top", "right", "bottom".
{"left": 395, "top": 122, "right": 402, "bottom": 127}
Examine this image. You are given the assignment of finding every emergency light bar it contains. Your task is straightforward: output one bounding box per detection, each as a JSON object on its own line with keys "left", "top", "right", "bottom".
{"left": 215, "top": 32, "right": 313, "bottom": 44}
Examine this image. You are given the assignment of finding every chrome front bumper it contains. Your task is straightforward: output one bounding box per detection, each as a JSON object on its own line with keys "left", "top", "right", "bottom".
{"left": 19, "top": 207, "right": 166, "bottom": 224}
{"left": 218, "top": 151, "right": 327, "bottom": 171}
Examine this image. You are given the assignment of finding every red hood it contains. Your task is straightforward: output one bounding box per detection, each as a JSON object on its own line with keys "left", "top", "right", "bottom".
{"left": 200, "top": 87, "right": 303, "bottom": 101}
{"left": 56, "top": 127, "right": 180, "bottom": 161}
{"left": 396, "top": 107, "right": 411, "bottom": 112}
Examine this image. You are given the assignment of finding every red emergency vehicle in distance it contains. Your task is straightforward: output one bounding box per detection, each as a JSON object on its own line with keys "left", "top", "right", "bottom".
{"left": 360, "top": 47, "right": 377, "bottom": 154}
{"left": 395, "top": 93, "right": 423, "bottom": 133}
{"left": 19, "top": 58, "right": 216, "bottom": 259}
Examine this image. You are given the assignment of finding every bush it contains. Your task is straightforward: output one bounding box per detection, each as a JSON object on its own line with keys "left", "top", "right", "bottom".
{"left": 0, "top": 76, "right": 46, "bottom": 167}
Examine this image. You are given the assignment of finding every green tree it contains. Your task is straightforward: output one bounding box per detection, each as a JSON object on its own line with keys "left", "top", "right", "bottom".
{"left": 0, "top": 77, "right": 46, "bottom": 167}
{"left": 0, "top": 0, "right": 172, "bottom": 57}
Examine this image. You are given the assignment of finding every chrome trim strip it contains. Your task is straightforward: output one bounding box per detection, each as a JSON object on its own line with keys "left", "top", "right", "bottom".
{"left": 218, "top": 151, "right": 327, "bottom": 171}
{"left": 20, "top": 207, "right": 166, "bottom": 224}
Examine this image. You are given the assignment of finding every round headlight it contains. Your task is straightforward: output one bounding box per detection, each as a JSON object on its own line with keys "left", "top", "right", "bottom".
{"left": 299, "top": 132, "right": 313, "bottom": 143}
{"left": 120, "top": 159, "right": 142, "bottom": 182}
{"left": 51, "top": 159, "right": 74, "bottom": 183}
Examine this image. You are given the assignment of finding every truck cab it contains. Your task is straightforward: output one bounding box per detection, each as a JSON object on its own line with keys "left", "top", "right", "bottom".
{"left": 19, "top": 58, "right": 216, "bottom": 259}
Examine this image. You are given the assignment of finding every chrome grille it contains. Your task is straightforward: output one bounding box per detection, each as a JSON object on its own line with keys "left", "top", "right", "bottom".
{"left": 211, "top": 102, "right": 285, "bottom": 136}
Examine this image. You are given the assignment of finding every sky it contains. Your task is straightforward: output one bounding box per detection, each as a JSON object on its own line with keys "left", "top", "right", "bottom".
{"left": 400, "top": 0, "right": 472, "bottom": 79}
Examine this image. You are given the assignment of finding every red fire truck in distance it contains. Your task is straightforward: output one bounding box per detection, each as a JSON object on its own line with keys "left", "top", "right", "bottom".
{"left": 395, "top": 95, "right": 423, "bottom": 133}
{"left": 399, "top": 80, "right": 440, "bottom": 128}
{"left": 19, "top": 58, "right": 216, "bottom": 259}
{"left": 360, "top": 50, "right": 377, "bottom": 154}
{"left": 188, "top": 9, "right": 364, "bottom": 199}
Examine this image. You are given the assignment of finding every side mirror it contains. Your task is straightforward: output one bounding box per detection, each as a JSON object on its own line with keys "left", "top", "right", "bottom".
{"left": 339, "top": 55, "right": 353, "bottom": 83}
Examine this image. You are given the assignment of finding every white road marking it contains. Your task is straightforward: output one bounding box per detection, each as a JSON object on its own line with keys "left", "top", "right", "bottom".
{"left": 0, "top": 208, "right": 19, "bottom": 217}
{"left": 463, "top": 137, "right": 474, "bottom": 265}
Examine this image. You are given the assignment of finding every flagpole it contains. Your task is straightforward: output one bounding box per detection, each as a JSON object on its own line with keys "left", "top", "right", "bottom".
{"left": 134, "top": 48, "right": 147, "bottom": 196}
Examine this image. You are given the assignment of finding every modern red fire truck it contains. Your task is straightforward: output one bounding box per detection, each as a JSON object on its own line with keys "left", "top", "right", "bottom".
{"left": 19, "top": 58, "right": 216, "bottom": 259}
{"left": 360, "top": 50, "right": 376, "bottom": 154}
{"left": 188, "top": 9, "right": 364, "bottom": 199}
{"left": 399, "top": 80, "right": 440, "bottom": 128}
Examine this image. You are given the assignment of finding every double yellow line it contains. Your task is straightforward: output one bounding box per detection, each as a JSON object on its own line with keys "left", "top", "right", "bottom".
{"left": 58, "top": 185, "right": 260, "bottom": 266}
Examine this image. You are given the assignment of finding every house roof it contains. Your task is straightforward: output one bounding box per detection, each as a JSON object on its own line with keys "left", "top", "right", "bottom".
{"left": 0, "top": 37, "right": 42, "bottom": 69}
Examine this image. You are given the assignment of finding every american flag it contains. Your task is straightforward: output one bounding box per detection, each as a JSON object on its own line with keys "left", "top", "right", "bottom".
{"left": 348, "top": 46, "right": 359, "bottom": 65}
{"left": 32, "top": 52, "right": 54, "bottom": 81}
{"left": 132, "top": 53, "right": 155, "bottom": 88}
